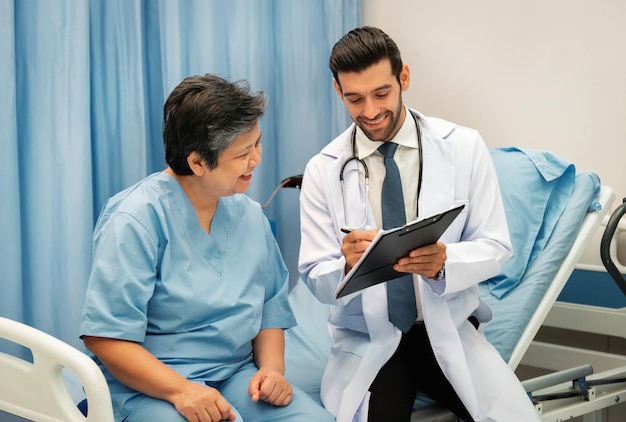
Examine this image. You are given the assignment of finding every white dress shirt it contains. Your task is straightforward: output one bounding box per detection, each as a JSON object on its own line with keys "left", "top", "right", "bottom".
{"left": 354, "top": 105, "right": 424, "bottom": 320}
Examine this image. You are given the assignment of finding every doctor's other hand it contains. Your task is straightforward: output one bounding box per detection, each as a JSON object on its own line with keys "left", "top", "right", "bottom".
{"left": 249, "top": 368, "right": 293, "bottom": 406}
{"left": 171, "top": 381, "right": 236, "bottom": 422}
{"left": 341, "top": 229, "right": 379, "bottom": 272}
{"left": 394, "top": 241, "right": 447, "bottom": 278}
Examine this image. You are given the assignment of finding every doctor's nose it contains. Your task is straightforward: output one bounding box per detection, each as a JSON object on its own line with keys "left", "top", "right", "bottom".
{"left": 361, "top": 98, "right": 380, "bottom": 120}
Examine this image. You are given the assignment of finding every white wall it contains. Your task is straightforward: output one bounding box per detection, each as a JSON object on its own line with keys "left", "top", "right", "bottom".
{"left": 363, "top": 0, "right": 626, "bottom": 265}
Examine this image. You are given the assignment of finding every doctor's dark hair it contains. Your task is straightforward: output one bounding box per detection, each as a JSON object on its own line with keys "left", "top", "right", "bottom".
{"left": 329, "top": 26, "right": 403, "bottom": 90}
{"left": 163, "top": 74, "right": 266, "bottom": 175}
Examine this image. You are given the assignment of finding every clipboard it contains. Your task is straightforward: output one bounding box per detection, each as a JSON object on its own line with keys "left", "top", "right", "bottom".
{"left": 335, "top": 204, "right": 465, "bottom": 298}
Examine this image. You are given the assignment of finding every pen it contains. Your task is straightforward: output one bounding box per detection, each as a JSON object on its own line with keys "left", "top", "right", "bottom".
{"left": 341, "top": 225, "right": 372, "bottom": 234}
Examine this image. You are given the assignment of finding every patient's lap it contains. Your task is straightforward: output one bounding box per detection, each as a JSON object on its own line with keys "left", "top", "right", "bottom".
{"left": 118, "top": 362, "right": 334, "bottom": 422}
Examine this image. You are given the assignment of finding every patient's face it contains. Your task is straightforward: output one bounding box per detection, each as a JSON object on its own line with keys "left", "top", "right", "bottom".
{"left": 203, "top": 123, "right": 263, "bottom": 197}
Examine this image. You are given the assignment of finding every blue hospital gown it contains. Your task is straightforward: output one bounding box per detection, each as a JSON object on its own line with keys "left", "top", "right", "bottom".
{"left": 80, "top": 172, "right": 297, "bottom": 417}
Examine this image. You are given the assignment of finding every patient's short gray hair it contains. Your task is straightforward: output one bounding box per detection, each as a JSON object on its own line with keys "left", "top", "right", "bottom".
{"left": 163, "top": 74, "right": 267, "bottom": 174}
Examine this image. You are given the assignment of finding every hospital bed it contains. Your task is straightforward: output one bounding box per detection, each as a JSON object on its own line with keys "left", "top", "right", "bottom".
{"left": 283, "top": 147, "right": 617, "bottom": 421}
{"left": 0, "top": 147, "right": 616, "bottom": 422}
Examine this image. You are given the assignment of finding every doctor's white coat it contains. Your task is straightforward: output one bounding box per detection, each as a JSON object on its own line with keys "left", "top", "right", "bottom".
{"left": 298, "top": 111, "right": 540, "bottom": 422}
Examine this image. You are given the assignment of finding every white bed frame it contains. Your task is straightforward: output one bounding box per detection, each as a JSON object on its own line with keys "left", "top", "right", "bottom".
{"left": 0, "top": 317, "right": 114, "bottom": 422}
{"left": 411, "top": 185, "right": 616, "bottom": 421}
{"left": 521, "top": 197, "right": 626, "bottom": 421}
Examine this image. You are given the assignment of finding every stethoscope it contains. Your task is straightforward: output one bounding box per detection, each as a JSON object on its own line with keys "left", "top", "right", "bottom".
{"left": 339, "top": 110, "right": 423, "bottom": 232}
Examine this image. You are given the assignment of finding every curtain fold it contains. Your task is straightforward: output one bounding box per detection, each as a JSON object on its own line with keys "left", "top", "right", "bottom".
{"left": 1, "top": 0, "right": 23, "bottom": 326}
{"left": 12, "top": 0, "right": 94, "bottom": 343}
{"left": 90, "top": 0, "right": 153, "bottom": 217}
{"left": 0, "top": 0, "right": 359, "bottom": 351}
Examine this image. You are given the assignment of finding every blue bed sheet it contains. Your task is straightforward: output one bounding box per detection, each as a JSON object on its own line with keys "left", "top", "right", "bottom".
{"left": 284, "top": 280, "right": 332, "bottom": 405}
{"left": 487, "top": 147, "right": 578, "bottom": 298}
{"left": 481, "top": 169, "right": 601, "bottom": 362}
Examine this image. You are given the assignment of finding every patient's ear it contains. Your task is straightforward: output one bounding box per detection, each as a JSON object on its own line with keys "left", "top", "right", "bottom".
{"left": 187, "top": 152, "right": 206, "bottom": 176}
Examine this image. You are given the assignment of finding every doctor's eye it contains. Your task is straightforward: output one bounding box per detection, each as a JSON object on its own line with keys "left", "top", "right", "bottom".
{"left": 345, "top": 96, "right": 363, "bottom": 104}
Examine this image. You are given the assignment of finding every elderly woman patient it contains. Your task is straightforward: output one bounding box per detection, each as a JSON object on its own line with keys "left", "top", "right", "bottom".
{"left": 80, "top": 74, "right": 334, "bottom": 422}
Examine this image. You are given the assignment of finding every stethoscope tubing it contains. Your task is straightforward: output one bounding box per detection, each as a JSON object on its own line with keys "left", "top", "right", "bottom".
{"left": 339, "top": 110, "right": 423, "bottom": 230}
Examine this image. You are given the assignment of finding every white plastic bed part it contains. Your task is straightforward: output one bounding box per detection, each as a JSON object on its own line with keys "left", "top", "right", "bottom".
{"left": 522, "top": 198, "right": 626, "bottom": 422}
{"left": 0, "top": 317, "right": 114, "bottom": 422}
{"left": 509, "top": 185, "right": 615, "bottom": 371}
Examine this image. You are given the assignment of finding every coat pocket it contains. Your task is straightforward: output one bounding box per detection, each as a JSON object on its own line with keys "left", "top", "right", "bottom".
{"left": 333, "top": 327, "right": 369, "bottom": 357}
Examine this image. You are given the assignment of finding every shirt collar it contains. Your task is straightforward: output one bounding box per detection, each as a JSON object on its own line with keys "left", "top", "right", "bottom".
{"left": 354, "top": 106, "right": 418, "bottom": 159}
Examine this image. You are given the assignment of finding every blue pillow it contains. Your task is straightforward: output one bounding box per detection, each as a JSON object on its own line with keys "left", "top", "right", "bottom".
{"left": 487, "top": 147, "right": 576, "bottom": 298}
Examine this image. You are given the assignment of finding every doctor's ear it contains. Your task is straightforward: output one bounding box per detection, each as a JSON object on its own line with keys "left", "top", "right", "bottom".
{"left": 399, "top": 64, "right": 410, "bottom": 92}
{"left": 333, "top": 78, "right": 343, "bottom": 98}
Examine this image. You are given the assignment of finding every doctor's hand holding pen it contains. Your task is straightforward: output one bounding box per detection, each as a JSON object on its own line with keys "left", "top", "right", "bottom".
{"left": 341, "top": 227, "right": 447, "bottom": 279}
{"left": 341, "top": 228, "right": 378, "bottom": 273}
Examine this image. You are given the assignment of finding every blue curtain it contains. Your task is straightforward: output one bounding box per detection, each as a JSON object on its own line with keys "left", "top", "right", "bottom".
{"left": 0, "top": 0, "right": 359, "bottom": 352}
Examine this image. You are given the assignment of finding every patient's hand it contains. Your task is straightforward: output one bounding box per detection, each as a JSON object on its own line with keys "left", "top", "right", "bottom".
{"left": 172, "top": 381, "right": 236, "bottom": 421}
{"left": 249, "top": 368, "right": 293, "bottom": 406}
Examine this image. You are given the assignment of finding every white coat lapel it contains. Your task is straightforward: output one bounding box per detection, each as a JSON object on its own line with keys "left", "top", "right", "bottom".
{"left": 417, "top": 116, "right": 457, "bottom": 216}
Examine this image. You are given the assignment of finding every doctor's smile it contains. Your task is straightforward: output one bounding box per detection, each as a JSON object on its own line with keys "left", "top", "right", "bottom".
{"left": 360, "top": 113, "right": 387, "bottom": 127}
{"left": 357, "top": 111, "right": 396, "bottom": 141}
{"left": 358, "top": 114, "right": 389, "bottom": 136}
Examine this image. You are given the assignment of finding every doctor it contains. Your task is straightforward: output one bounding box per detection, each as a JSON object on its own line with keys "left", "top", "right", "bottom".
{"left": 298, "top": 27, "right": 539, "bottom": 422}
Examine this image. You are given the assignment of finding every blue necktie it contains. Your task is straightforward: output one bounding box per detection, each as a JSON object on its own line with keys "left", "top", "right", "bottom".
{"left": 378, "top": 142, "right": 418, "bottom": 333}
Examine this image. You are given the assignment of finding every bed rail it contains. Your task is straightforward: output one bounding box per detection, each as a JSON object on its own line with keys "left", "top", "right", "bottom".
{"left": 601, "top": 197, "right": 626, "bottom": 295}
